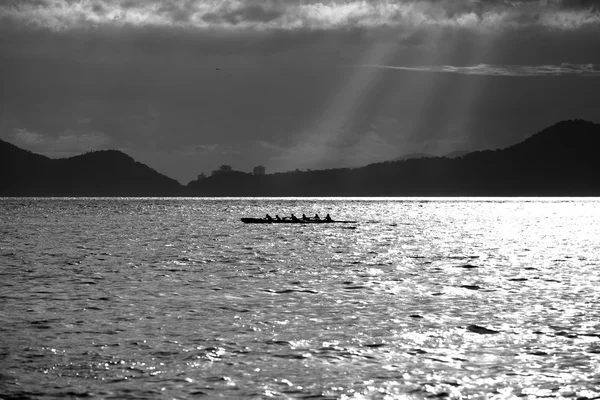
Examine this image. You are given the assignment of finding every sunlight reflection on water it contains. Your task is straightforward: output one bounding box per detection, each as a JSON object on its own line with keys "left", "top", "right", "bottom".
{"left": 1, "top": 197, "right": 599, "bottom": 399}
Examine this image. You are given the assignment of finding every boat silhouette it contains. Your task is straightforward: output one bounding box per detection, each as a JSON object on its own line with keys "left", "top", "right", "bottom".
{"left": 241, "top": 218, "right": 357, "bottom": 224}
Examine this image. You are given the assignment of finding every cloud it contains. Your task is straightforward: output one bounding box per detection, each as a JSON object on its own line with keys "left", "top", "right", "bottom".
{"left": 1, "top": 0, "right": 599, "bottom": 31}
{"left": 193, "top": 144, "right": 219, "bottom": 154}
{"left": 13, "top": 128, "right": 45, "bottom": 145}
{"left": 11, "top": 128, "right": 112, "bottom": 157}
{"left": 173, "top": 143, "right": 220, "bottom": 156}
{"left": 263, "top": 124, "right": 401, "bottom": 172}
{"left": 349, "top": 130, "right": 400, "bottom": 166}
{"left": 178, "top": 143, "right": 245, "bottom": 157}
{"left": 258, "top": 140, "right": 286, "bottom": 152}
{"left": 202, "top": 4, "right": 285, "bottom": 25}
{"left": 359, "top": 63, "right": 600, "bottom": 76}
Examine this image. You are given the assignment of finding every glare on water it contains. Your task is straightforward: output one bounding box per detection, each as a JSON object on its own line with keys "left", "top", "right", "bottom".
{"left": 1, "top": 198, "right": 599, "bottom": 399}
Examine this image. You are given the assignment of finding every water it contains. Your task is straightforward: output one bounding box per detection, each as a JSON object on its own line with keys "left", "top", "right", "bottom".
{"left": 1, "top": 198, "right": 599, "bottom": 399}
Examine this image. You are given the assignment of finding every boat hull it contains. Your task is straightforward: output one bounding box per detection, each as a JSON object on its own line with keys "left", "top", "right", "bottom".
{"left": 241, "top": 218, "right": 356, "bottom": 224}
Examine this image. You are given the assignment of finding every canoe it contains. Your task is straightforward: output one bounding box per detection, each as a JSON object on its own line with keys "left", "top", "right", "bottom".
{"left": 241, "top": 218, "right": 357, "bottom": 224}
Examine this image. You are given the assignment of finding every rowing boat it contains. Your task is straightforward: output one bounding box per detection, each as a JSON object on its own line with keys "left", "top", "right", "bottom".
{"left": 241, "top": 218, "right": 357, "bottom": 224}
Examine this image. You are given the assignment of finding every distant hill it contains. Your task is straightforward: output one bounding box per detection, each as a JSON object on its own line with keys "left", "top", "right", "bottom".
{"left": 188, "top": 119, "right": 600, "bottom": 196}
{"left": 3, "top": 119, "right": 600, "bottom": 196}
{"left": 444, "top": 150, "right": 470, "bottom": 159}
{"left": 392, "top": 152, "right": 433, "bottom": 161}
{"left": 0, "top": 140, "right": 184, "bottom": 196}
{"left": 393, "top": 150, "right": 471, "bottom": 161}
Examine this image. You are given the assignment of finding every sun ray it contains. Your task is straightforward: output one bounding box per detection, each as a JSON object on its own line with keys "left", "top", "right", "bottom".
{"left": 277, "top": 39, "right": 398, "bottom": 171}
{"left": 421, "top": 33, "right": 494, "bottom": 156}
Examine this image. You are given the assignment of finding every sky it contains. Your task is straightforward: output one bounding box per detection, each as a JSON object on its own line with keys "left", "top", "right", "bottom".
{"left": 1, "top": 0, "right": 600, "bottom": 184}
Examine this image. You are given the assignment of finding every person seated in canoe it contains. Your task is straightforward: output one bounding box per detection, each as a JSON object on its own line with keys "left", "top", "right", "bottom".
{"left": 275, "top": 215, "right": 282, "bottom": 221}
{"left": 314, "top": 214, "right": 321, "bottom": 220}
{"left": 291, "top": 213, "right": 300, "bottom": 222}
{"left": 265, "top": 214, "right": 274, "bottom": 222}
{"left": 324, "top": 214, "right": 332, "bottom": 222}
{"left": 302, "top": 214, "right": 310, "bottom": 221}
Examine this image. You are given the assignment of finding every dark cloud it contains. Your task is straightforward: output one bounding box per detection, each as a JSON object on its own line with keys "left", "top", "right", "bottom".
{"left": 91, "top": 2, "right": 106, "bottom": 15}
{"left": 202, "top": 4, "right": 284, "bottom": 25}
{"left": 154, "top": 1, "right": 199, "bottom": 23}
{"left": 1, "top": 0, "right": 599, "bottom": 31}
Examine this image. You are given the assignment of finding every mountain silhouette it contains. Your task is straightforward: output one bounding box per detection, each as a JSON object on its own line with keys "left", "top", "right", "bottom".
{"left": 2, "top": 119, "right": 600, "bottom": 196}
{"left": 187, "top": 119, "right": 600, "bottom": 196}
{"left": 444, "top": 150, "right": 470, "bottom": 159}
{"left": 392, "top": 152, "right": 433, "bottom": 161}
{"left": 392, "top": 150, "right": 470, "bottom": 162}
{"left": 0, "top": 141, "right": 183, "bottom": 196}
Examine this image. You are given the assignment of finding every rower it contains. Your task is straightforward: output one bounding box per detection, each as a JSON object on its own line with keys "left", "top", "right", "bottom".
{"left": 302, "top": 214, "right": 309, "bottom": 221}
{"left": 314, "top": 214, "right": 321, "bottom": 220}
{"left": 275, "top": 215, "right": 282, "bottom": 221}
{"left": 291, "top": 213, "right": 300, "bottom": 222}
{"left": 324, "top": 214, "right": 332, "bottom": 222}
{"left": 265, "top": 214, "right": 274, "bottom": 221}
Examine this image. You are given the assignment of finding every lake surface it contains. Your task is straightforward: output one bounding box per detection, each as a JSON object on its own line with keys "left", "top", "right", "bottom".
{"left": 1, "top": 198, "right": 600, "bottom": 399}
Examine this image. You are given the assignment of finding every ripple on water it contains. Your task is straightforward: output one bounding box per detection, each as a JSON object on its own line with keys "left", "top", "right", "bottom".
{"left": 1, "top": 198, "right": 600, "bottom": 398}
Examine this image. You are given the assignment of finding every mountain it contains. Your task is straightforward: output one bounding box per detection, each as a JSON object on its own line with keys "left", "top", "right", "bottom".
{"left": 444, "top": 150, "right": 470, "bottom": 159}
{"left": 392, "top": 152, "right": 433, "bottom": 161}
{"left": 2, "top": 119, "right": 600, "bottom": 196}
{"left": 0, "top": 140, "right": 184, "bottom": 196}
{"left": 188, "top": 119, "right": 600, "bottom": 196}
{"left": 392, "top": 150, "right": 470, "bottom": 162}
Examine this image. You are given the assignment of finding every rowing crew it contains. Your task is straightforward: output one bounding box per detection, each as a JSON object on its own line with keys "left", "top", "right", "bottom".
{"left": 265, "top": 213, "right": 332, "bottom": 222}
